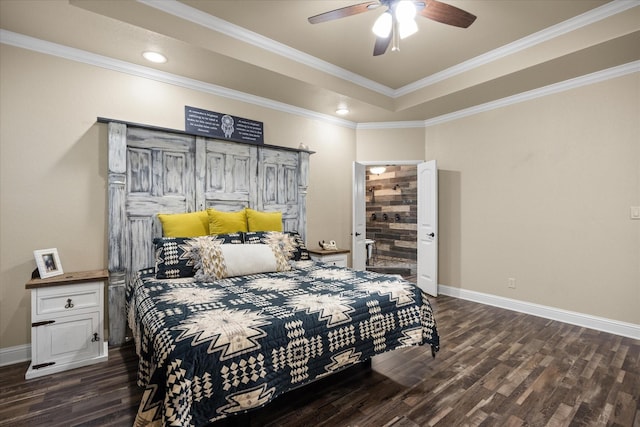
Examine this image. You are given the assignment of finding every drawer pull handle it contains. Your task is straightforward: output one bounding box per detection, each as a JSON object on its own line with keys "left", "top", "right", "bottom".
{"left": 91, "top": 333, "right": 100, "bottom": 342}
{"left": 65, "top": 298, "right": 74, "bottom": 309}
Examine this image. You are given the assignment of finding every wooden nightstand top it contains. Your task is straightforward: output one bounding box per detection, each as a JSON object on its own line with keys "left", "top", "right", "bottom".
{"left": 26, "top": 269, "right": 108, "bottom": 289}
{"left": 307, "top": 248, "right": 350, "bottom": 256}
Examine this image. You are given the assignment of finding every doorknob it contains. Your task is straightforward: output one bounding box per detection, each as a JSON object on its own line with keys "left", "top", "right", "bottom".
{"left": 355, "top": 232, "right": 361, "bottom": 236}
{"left": 427, "top": 232, "right": 435, "bottom": 238}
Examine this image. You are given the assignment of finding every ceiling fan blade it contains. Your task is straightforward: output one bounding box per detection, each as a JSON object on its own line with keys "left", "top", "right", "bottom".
{"left": 373, "top": 34, "right": 392, "bottom": 56}
{"left": 419, "top": 0, "right": 477, "bottom": 28}
{"left": 308, "top": 1, "right": 379, "bottom": 24}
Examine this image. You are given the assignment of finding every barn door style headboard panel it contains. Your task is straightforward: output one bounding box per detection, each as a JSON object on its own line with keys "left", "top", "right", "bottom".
{"left": 102, "top": 118, "right": 312, "bottom": 346}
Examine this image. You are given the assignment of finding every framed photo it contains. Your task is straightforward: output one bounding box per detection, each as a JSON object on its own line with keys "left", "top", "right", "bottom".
{"left": 34, "top": 248, "right": 64, "bottom": 279}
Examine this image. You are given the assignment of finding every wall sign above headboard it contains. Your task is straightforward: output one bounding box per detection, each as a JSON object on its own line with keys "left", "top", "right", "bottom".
{"left": 185, "top": 105, "right": 264, "bottom": 145}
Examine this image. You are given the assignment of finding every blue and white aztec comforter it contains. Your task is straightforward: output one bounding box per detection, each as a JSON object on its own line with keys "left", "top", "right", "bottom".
{"left": 126, "top": 260, "right": 439, "bottom": 426}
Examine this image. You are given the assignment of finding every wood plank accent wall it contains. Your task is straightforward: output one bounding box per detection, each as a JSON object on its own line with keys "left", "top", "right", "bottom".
{"left": 366, "top": 165, "right": 417, "bottom": 263}
{"left": 104, "top": 118, "right": 311, "bottom": 346}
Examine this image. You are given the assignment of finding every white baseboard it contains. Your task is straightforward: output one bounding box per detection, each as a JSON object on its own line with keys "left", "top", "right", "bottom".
{"left": 439, "top": 285, "right": 640, "bottom": 340}
{"left": 0, "top": 343, "right": 30, "bottom": 367}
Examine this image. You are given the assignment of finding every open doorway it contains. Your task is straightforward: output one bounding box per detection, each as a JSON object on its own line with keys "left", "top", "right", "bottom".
{"left": 365, "top": 164, "right": 418, "bottom": 280}
{"left": 353, "top": 160, "right": 438, "bottom": 296}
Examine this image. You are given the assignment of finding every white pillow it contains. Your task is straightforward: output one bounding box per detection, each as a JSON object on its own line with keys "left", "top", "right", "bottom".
{"left": 193, "top": 242, "right": 290, "bottom": 281}
{"left": 221, "top": 244, "right": 289, "bottom": 277}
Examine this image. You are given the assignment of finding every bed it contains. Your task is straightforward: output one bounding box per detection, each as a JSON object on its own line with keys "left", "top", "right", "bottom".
{"left": 103, "top": 119, "right": 439, "bottom": 426}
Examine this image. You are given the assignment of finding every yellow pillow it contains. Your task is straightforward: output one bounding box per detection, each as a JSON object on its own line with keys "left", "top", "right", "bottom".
{"left": 246, "top": 208, "right": 283, "bottom": 232}
{"left": 207, "top": 208, "right": 248, "bottom": 234}
{"left": 158, "top": 210, "right": 209, "bottom": 237}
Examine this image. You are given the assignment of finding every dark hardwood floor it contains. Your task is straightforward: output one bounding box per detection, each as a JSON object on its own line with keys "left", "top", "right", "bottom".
{"left": 1, "top": 295, "right": 638, "bottom": 427}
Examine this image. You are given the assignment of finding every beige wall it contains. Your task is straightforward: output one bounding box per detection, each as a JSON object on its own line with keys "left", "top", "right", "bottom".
{"left": 1, "top": 43, "right": 638, "bottom": 354}
{"left": 356, "top": 127, "right": 425, "bottom": 161}
{"left": 427, "top": 73, "right": 640, "bottom": 324}
{"left": 0, "top": 45, "right": 356, "bottom": 349}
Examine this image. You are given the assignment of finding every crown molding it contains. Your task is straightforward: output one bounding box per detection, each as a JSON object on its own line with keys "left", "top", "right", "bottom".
{"left": 137, "top": 0, "right": 395, "bottom": 97}
{"left": 0, "top": 29, "right": 357, "bottom": 129}
{"left": 138, "top": 0, "right": 638, "bottom": 99}
{"left": 423, "top": 60, "right": 640, "bottom": 127}
{"left": 356, "top": 121, "right": 425, "bottom": 130}
{"left": 1, "top": 30, "right": 636, "bottom": 131}
{"left": 354, "top": 60, "right": 640, "bottom": 130}
{"left": 394, "top": 0, "right": 639, "bottom": 96}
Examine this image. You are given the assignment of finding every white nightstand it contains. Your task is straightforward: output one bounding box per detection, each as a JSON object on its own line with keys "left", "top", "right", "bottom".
{"left": 308, "top": 248, "right": 350, "bottom": 267}
{"left": 25, "top": 269, "right": 109, "bottom": 379}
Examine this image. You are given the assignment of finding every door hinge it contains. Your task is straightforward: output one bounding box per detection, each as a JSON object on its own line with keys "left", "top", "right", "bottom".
{"left": 32, "top": 320, "right": 55, "bottom": 327}
{"left": 32, "top": 362, "right": 56, "bottom": 370}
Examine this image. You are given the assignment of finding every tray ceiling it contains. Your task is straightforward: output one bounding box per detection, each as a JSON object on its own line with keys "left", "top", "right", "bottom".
{"left": 1, "top": 0, "right": 638, "bottom": 123}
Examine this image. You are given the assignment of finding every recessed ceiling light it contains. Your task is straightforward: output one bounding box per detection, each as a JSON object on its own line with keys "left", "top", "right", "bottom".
{"left": 142, "top": 51, "right": 167, "bottom": 64}
{"left": 336, "top": 107, "right": 349, "bottom": 115}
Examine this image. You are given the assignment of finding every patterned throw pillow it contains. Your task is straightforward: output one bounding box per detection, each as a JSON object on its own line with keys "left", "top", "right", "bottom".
{"left": 191, "top": 236, "right": 226, "bottom": 282}
{"left": 154, "top": 233, "right": 243, "bottom": 279}
{"left": 243, "top": 231, "right": 310, "bottom": 261}
{"left": 286, "top": 231, "right": 311, "bottom": 261}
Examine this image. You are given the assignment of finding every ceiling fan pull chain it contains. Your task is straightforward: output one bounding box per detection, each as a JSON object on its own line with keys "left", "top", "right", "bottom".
{"left": 392, "top": 21, "right": 400, "bottom": 52}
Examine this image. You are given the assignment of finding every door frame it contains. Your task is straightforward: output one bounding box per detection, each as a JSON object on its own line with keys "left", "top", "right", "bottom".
{"left": 352, "top": 160, "right": 424, "bottom": 271}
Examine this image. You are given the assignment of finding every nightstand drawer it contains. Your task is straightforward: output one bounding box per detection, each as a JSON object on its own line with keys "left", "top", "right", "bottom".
{"left": 34, "top": 282, "right": 101, "bottom": 318}
{"left": 315, "top": 254, "right": 346, "bottom": 266}
{"left": 309, "top": 251, "right": 349, "bottom": 268}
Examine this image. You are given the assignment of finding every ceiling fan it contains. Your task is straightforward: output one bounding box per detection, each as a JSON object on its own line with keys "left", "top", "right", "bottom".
{"left": 308, "top": 0, "right": 476, "bottom": 56}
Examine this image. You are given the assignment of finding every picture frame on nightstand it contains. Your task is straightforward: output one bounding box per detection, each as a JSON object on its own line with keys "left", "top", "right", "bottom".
{"left": 33, "top": 248, "right": 63, "bottom": 279}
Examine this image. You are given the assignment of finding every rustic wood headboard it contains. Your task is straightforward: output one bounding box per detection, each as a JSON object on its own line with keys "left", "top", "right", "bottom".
{"left": 103, "top": 119, "right": 311, "bottom": 345}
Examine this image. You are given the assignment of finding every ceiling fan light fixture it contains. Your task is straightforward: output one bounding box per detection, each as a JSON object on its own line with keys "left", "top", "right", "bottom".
{"left": 396, "top": 0, "right": 418, "bottom": 40}
{"left": 395, "top": 0, "right": 417, "bottom": 22}
{"left": 399, "top": 18, "right": 418, "bottom": 39}
{"left": 308, "top": 0, "right": 476, "bottom": 56}
{"left": 372, "top": 11, "right": 392, "bottom": 38}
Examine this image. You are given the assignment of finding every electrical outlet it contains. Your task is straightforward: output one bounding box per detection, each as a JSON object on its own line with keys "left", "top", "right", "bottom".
{"left": 508, "top": 278, "right": 516, "bottom": 289}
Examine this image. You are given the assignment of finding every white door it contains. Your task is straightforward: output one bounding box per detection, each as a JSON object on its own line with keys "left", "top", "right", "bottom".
{"left": 417, "top": 160, "right": 438, "bottom": 296}
{"left": 352, "top": 162, "right": 367, "bottom": 270}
